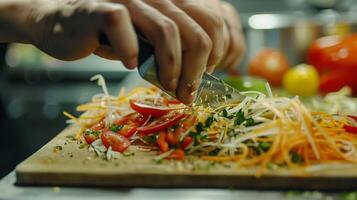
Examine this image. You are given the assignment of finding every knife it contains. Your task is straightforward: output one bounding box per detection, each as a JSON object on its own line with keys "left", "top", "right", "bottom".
{"left": 99, "top": 33, "right": 245, "bottom": 107}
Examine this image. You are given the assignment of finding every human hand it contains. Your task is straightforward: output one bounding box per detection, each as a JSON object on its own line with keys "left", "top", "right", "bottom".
{"left": 26, "top": 0, "right": 245, "bottom": 104}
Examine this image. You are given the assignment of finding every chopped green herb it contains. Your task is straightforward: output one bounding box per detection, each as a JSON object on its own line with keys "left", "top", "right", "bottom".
{"left": 222, "top": 109, "right": 229, "bottom": 118}
{"left": 290, "top": 151, "right": 304, "bottom": 163}
{"left": 205, "top": 116, "right": 214, "bottom": 127}
{"left": 195, "top": 122, "right": 204, "bottom": 133}
{"left": 143, "top": 135, "right": 157, "bottom": 144}
{"left": 79, "top": 143, "right": 87, "bottom": 149}
{"left": 85, "top": 129, "right": 101, "bottom": 136}
{"left": 53, "top": 145, "right": 63, "bottom": 152}
{"left": 234, "top": 110, "right": 245, "bottom": 125}
{"left": 123, "top": 152, "right": 135, "bottom": 157}
{"left": 244, "top": 118, "right": 255, "bottom": 127}
{"left": 259, "top": 142, "right": 271, "bottom": 152}
{"left": 109, "top": 124, "right": 123, "bottom": 132}
{"left": 208, "top": 148, "right": 221, "bottom": 156}
{"left": 225, "top": 94, "right": 233, "bottom": 99}
{"left": 66, "top": 135, "right": 76, "bottom": 141}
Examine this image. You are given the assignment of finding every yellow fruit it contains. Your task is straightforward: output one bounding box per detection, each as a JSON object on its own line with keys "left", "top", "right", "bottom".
{"left": 283, "top": 64, "right": 319, "bottom": 96}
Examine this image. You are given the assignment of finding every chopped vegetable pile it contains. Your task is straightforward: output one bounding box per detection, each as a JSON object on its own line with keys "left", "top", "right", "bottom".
{"left": 64, "top": 75, "right": 357, "bottom": 175}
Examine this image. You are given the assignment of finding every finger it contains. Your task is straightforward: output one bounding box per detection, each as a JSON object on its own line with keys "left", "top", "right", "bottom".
{"left": 142, "top": 0, "right": 211, "bottom": 103}
{"left": 94, "top": 45, "right": 120, "bottom": 60}
{"left": 172, "top": 0, "right": 224, "bottom": 71}
{"left": 118, "top": 0, "right": 181, "bottom": 92}
{"left": 216, "top": 21, "right": 231, "bottom": 70}
{"left": 94, "top": 2, "right": 139, "bottom": 69}
{"left": 219, "top": 2, "right": 245, "bottom": 70}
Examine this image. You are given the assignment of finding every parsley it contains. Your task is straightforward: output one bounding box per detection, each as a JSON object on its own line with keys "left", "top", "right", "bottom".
{"left": 225, "top": 94, "right": 232, "bottom": 99}
{"left": 143, "top": 135, "right": 157, "bottom": 144}
{"left": 85, "top": 129, "right": 101, "bottom": 136}
{"left": 222, "top": 109, "right": 229, "bottom": 118}
{"left": 208, "top": 148, "right": 221, "bottom": 156}
{"left": 234, "top": 110, "right": 245, "bottom": 125}
{"left": 259, "top": 142, "right": 271, "bottom": 152}
{"left": 109, "top": 124, "right": 123, "bottom": 132}
{"left": 205, "top": 116, "right": 214, "bottom": 127}
{"left": 290, "top": 151, "right": 304, "bottom": 163}
{"left": 195, "top": 122, "right": 204, "bottom": 133}
{"left": 53, "top": 145, "right": 63, "bottom": 152}
{"left": 123, "top": 152, "right": 135, "bottom": 157}
{"left": 244, "top": 118, "right": 255, "bottom": 127}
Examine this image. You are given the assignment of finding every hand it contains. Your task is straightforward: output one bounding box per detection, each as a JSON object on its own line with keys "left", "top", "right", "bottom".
{"left": 195, "top": 0, "right": 245, "bottom": 70}
{"left": 16, "top": 0, "right": 244, "bottom": 104}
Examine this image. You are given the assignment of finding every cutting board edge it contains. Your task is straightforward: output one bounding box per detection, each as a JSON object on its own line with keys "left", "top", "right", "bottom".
{"left": 15, "top": 169, "right": 357, "bottom": 190}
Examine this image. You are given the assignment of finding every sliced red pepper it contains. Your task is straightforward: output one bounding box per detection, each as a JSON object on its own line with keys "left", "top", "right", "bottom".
{"left": 157, "top": 131, "right": 169, "bottom": 152}
{"left": 137, "top": 113, "right": 187, "bottom": 135}
{"left": 181, "top": 136, "right": 193, "bottom": 149}
{"left": 101, "top": 131, "right": 130, "bottom": 152}
{"left": 130, "top": 99, "right": 171, "bottom": 117}
{"left": 344, "top": 125, "right": 357, "bottom": 134}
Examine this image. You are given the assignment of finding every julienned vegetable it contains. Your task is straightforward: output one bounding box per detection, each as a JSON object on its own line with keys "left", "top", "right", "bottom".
{"left": 64, "top": 75, "right": 357, "bottom": 176}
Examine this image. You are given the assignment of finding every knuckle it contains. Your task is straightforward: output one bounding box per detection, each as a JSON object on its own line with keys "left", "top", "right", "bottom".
{"left": 210, "top": 14, "right": 225, "bottom": 30}
{"left": 155, "top": 18, "right": 179, "bottom": 39}
{"left": 193, "top": 31, "right": 212, "bottom": 52}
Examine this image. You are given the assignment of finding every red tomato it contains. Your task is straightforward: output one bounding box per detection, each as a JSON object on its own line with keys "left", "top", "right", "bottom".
{"left": 167, "top": 149, "right": 185, "bottom": 160}
{"left": 113, "top": 113, "right": 149, "bottom": 138}
{"left": 182, "top": 115, "right": 197, "bottom": 129}
{"left": 248, "top": 48, "right": 289, "bottom": 86}
{"left": 91, "top": 120, "right": 105, "bottom": 131}
{"left": 307, "top": 34, "right": 357, "bottom": 74}
{"left": 115, "top": 113, "right": 148, "bottom": 126}
{"left": 181, "top": 136, "right": 193, "bottom": 149}
{"left": 130, "top": 99, "right": 171, "bottom": 117}
{"left": 157, "top": 131, "right": 169, "bottom": 152}
{"left": 101, "top": 131, "right": 130, "bottom": 152}
{"left": 117, "top": 125, "right": 137, "bottom": 138}
{"left": 137, "top": 113, "right": 187, "bottom": 135}
{"left": 84, "top": 134, "right": 97, "bottom": 144}
{"left": 319, "top": 69, "right": 357, "bottom": 94}
{"left": 166, "top": 127, "right": 184, "bottom": 145}
{"left": 308, "top": 35, "right": 357, "bottom": 94}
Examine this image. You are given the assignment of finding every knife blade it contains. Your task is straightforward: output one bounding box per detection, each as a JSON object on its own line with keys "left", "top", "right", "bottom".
{"left": 99, "top": 33, "right": 246, "bottom": 107}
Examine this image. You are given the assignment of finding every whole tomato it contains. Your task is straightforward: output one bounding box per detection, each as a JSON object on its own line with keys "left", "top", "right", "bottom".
{"left": 307, "top": 34, "right": 357, "bottom": 94}
{"left": 248, "top": 49, "right": 289, "bottom": 86}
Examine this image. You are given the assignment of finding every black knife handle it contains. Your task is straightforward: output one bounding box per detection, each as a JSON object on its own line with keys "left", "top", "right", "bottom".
{"left": 98, "top": 32, "right": 154, "bottom": 66}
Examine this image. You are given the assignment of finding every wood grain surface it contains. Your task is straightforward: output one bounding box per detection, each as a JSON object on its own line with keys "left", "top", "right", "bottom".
{"left": 15, "top": 125, "right": 357, "bottom": 190}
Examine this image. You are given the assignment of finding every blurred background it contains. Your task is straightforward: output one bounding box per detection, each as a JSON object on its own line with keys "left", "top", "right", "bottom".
{"left": 0, "top": 0, "right": 357, "bottom": 178}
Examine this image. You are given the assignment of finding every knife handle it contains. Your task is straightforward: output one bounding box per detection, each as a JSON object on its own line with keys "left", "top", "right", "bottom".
{"left": 99, "top": 32, "right": 177, "bottom": 99}
{"left": 98, "top": 32, "right": 154, "bottom": 66}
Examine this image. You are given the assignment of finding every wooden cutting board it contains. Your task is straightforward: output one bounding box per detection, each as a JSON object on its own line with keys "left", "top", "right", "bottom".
{"left": 16, "top": 125, "right": 357, "bottom": 190}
